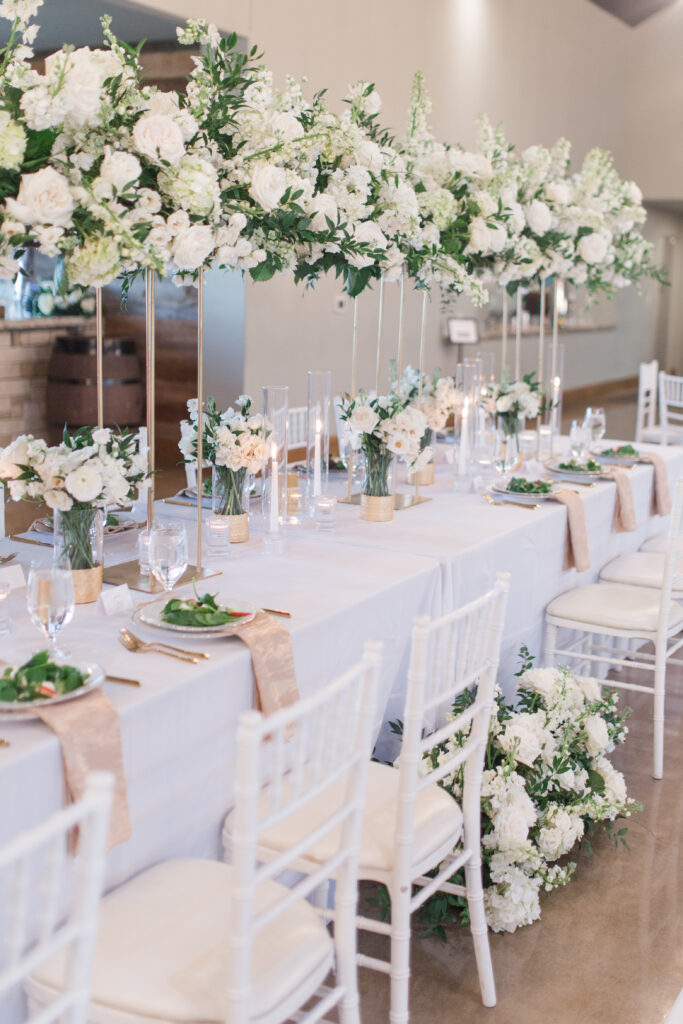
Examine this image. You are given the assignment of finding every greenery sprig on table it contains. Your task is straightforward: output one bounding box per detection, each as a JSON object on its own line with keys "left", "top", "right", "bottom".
{"left": 557, "top": 458, "right": 602, "bottom": 472}
{"left": 161, "top": 592, "right": 251, "bottom": 628}
{"left": 600, "top": 445, "right": 638, "bottom": 458}
{"left": 507, "top": 477, "right": 553, "bottom": 494}
{"left": 0, "top": 651, "right": 89, "bottom": 702}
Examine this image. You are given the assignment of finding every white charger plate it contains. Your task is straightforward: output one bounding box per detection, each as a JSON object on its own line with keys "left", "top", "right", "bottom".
{"left": 0, "top": 662, "right": 105, "bottom": 721}
{"left": 133, "top": 595, "right": 258, "bottom": 637}
{"left": 492, "top": 480, "right": 558, "bottom": 504}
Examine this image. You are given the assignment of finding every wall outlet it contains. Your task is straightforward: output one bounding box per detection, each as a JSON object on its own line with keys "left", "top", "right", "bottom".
{"left": 334, "top": 294, "right": 350, "bottom": 315}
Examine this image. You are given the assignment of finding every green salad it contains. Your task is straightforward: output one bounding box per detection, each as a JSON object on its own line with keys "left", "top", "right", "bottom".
{"left": 557, "top": 458, "right": 602, "bottom": 472}
{"left": 161, "top": 592, "right": 251, "bottom": 628}
{"left": 507, "top": 477, "right": 553, "bottom": 494}
{"left": 0, "top": 652, "right": 89, "bottom": 703}
{"left": 600, "top": 444, "right": 638, "bottom": 458}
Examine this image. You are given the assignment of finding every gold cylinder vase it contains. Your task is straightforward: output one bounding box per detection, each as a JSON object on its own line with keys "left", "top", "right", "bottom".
{"left": 360, "top": 494, "right": 394, "bottom": 523}
{"left": 408, "top": 462, "right": 435, "bottom": 486}
{"left": 229, "top": 513, "right": 249, "bottom": 544}
{"left": 72, "top": 565, "right": 103, "bottom": 605}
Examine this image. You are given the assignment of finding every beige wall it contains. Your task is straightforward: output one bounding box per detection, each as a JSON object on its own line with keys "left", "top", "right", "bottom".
{"left": 131, "top": 0, "right": 680, "bottom": 398}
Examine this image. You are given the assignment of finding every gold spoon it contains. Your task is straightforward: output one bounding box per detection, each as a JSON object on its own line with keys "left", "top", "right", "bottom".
{"left": 119, "top": 631, "right": 200, "bottom": 664}
{"left": 483, "top": 493, "right": 539, "bottom": 511}
{"left": 121, "top": 627, "right": 210, "bottom": 660}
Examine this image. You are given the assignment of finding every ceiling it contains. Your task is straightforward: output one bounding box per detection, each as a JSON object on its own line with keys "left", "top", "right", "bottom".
{"left": 587, "top": 0, "right": 680, "bottom": 26}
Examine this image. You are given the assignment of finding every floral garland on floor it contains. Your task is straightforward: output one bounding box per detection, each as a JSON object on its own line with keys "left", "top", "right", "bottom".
{"left": 385, "top": 650, "right": 639, "bottom": 935}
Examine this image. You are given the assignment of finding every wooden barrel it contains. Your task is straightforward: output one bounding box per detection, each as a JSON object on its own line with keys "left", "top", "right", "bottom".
{"left": 47, "top": 334, "right": 144, "bottom": 437}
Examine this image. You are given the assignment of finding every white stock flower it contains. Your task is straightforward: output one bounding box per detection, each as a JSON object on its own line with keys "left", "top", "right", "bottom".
{"left": 6, "top": 167, "right": 74, "bottom": 226}
{"left": 0, "top": 111, "right": 26, "bottom": 171}
{"left": 484, "top": 860, "right": 541, "bottom": 933}
{"left": 545, "top": 181, "right": 571, "bottom": 205}
{"left": 171, "top": 224, "right": 215, "bottom": 271}
{"left": 44, "top": 46, "right": 118, "bottom": 128}
{"left": 249, "top": 162, "right": 287, "bottom": 212}
{"left": 363, "top": 89, "right": 382, "bottom": 116}
{"left": 132, "top": 113, "right": 185, "bottom": 165}
{"left": 356, "top": 140, "right": 383, "bottom": 174}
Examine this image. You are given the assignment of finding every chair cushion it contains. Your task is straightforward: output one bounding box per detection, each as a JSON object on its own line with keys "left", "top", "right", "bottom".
{"left": 600, "top": 552, "right": 683, "bottom": 593}
{"left": 547, "top": 582, "right": 683, "bottom": 634}
{"left": 640, "top": 426, "right": 683, "bottom": 444}
{"left": 28, "top": 859, "right": 333, "bottom": 1023}
{"left": 224, "top": 761, "right": 463, "bottom": 879}
{"left": 641, "top": 532, "right": 683, "bottom": 555}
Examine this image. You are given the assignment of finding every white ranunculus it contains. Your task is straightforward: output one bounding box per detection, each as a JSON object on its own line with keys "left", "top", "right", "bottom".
{"left": 526, "top": 199, "right": 553, "bottom": 236}
{"left": 65, "top": 463, "right": 102, "bottom": 503}
{"left": 0, "top": 111, "right": 26, "bottom": 171}
{"left": 132, "top": 113, "right": 185, "bottom": 165}
{"left": 44, "top": 488, "right": 73, "bottom": 511}
{"left": 349, "top": 404, "right": 379, "bottom": 435}
{"left": 468, "top": 216, "right": 492, "bottom": 253}
{"left": 583, "top": 714, "right": 610, "bottom": 757}
{"left": 249, "top": 162, "right": 287, "bottom": 212}
{"left": 308, "top": 192, "right": 338, "bottom": 233}
{"left": 99, "top": 150, "right": 142, "bottom": 192}
{"left": 171, "top": 224, "right": 215, "bottom": 271}
{"left": 270, "top": 111, "right": 303, "bottom": 141}
{"left": 6, "top": 167, "right": 74, "bottom": 226}
{"left": 577, "top": 232, "right": 609, "bottom": 265}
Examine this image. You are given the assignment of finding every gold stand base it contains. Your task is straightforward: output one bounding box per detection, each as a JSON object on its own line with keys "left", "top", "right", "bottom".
{"left": 102, "top": 561, "right": 221, "bottom": 593}
{"left": 338, "top": 493, "right": 362, "bottom": 505}
{"left": 394, "top": 493, "right": 432, "bottom": 511}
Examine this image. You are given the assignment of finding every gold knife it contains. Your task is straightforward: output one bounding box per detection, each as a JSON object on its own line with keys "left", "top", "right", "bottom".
{"left": 262, "top": 607, "right": 291, "bottom": 618}
{"left": 106, "top": 674, "right": 141, "bottom": 687}
{"left": 9, "top": 534, "right": 51, "bottom": 547}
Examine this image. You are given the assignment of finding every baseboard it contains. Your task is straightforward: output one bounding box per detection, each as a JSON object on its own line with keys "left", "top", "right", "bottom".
{"left": 564, "top": 376, "right": 638, "bottom": 406}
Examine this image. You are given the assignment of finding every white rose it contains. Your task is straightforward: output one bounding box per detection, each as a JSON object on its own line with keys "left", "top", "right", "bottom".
{"left": 526, "top": 199, "right": 553, "bottom": 236}
{"left": 494, "top": 805, "right": 532, "bottom": 851}
{"left": 132, "top": 113, "right": 185, "bottom": 165}
{"left": 6, "top": 167, "right": 74, "bottom": 226}
{"left": 545, "top": 181, "right": 571, "bottom": 205}
{"left": 489, "top": 224, "right": 508, "bottom": 253}
{"left": 356, "top": 140, "right": 383, "bottom": 174}
{"left": 499, "top": 718, "right": 543, "bottom": 766}
{"left": 364, "top": 89, "right": 382, "bottom": 116}
{"left": 467, "top": 216, "right": 492, "bottom": 253}
{"left": 308, "top": 192, "right": 338, "bottom": 233}
{"left": 44, "top": 488, "right": 73, "bottom": 511}
{"left": 92, "top": 428, "right": 111, "bottom": 446}
{"left": 583, "top": 714, "right": 610, "bottom": 757}
{"left": 270, "top": 111, "right": 303, "bottom": 141}
{"left": 249, "top": 162, "right": 287, "bottom": 212}
{"left": 496, "top": 393, "right": 515, "bottom": 414}
{"left": 349, "top": 404, "right": 379, "bottom": 435}
{"left": 99, "top": 150, "right": 141, "bottom": 192}
{"left": 44, "top": 47, "right": 109, "bottom": 127}
{"left": 171, "top": 224, "right": 215, "bottom": 271}
{"left": 577, "top": 232, "right": 609, "bottom": 265}
{"left": 353, "top": 220, "right": 388, "bottom": 250}
{"left": 576, "top": 675, "right": 601, "bottom": 702}
{"left": 167, "top": 210, "right": 190, "bottom": 236}
{"left": 65, "top": 464, "right": 103, "bottom": 504}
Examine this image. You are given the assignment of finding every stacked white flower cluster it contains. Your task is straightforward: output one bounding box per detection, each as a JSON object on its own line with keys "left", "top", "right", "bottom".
{"left": 394, "top": 365, "right": 459, "bottom": 433}
{"left": 484, "top": 374, "right": 541, "bottom": 425}
{"left": 179, "top": 395, "right": 270, "bottom": 475}
{"left": 419, "top": 663, "right": 636, "bottom": 934}
{"left": 0, "top": 427, "right": 148, "bottom": 510}
{"left": 339, "top": 390, "right": 432, "bottom": 469}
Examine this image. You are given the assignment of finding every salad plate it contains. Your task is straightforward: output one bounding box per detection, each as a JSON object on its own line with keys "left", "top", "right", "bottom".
{"left": 547, "top": 458, "right": 604, "bottom": 481}
{"left": 133, "top": 592, "right": 258, "bottom": 637}
{"left": 0, "top": 653, "right": 105, "bottom": 721}
{"left": 492, "top": 478, "right": 557, "bottom": 504}
{"left": 592, "top": 443, "right": 642, "bottom": 465}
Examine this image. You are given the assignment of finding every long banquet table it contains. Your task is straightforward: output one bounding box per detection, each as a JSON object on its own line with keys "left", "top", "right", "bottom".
{"left": 1, "top": 437, "right": 682, "bottom": 971}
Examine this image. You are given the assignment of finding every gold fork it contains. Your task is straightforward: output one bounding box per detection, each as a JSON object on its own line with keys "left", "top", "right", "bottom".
{"left": 0, "top": 553, "right": 16, "bottom": 565}
{"left": 121, "top": 627, "right": 210, "bottom": 660}
{"left": 119, "top": 629, "right": 201, "bottom": 664}
{"left": 483, "top": 493, "right": 539, "bottom": 511}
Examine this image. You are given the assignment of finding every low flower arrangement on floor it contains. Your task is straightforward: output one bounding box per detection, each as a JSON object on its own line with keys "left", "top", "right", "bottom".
{"left": 388, "top": 651, "right": 640, "bottom": 935}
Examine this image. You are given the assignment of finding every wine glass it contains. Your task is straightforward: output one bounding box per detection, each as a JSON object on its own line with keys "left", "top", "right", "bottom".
{"left": 583, "top": 406, "right": 606, "bottom": 444}
{"left": 149, "top": 521, "right": 188, "bottom": 592}
{"left": 569, "top": 420, "right": 589, "bottom": 461}
{"left": 26, "top": 564, "right": 75, "bottom": 658}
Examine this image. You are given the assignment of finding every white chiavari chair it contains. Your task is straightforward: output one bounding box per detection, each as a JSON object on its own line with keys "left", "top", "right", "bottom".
{"left": 635, "top": 359, "right": 660, "bottom": 444}
{"left": 544, "top": 478, "right": 683, "bottom": 780}
{"left": 28, "top": 645, "right": 381, "bottom": 1024}
{"left": 225, "top": 575, "right": 510, "bottom": 1024}
{"left": 0, "top": 772, "right": 113, "bottom": 1024}
{"left": 287, "top": 406, "right": 307, "bottom": 453}
{"left": 658, "top": 371, "right": 683, "bottom": 446}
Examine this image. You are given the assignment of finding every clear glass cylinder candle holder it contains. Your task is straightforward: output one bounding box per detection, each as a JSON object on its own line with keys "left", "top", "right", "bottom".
{"left": 538, "top": 424, "right": 553, "bottom": 461}
{"left": 306, "top": 369, "right": 331, "bottom": 515}
{"left": 206, "top": 514, "right": 231, "bottom": 555}
{"left": 519, "top": 430, "right": 538, "bottom": 462}
{"left": 545, "top": 340, "right": 565, "bottom": 435}
{"left": 137, "top": 528, "right": 151, "bottom": 576}
{"left": 0, "top": 581, "right": 11, "bottom": 635}
{"left": 262, "top": 385, "right": 288, "bottom": 541}
{"left": 314, "top": 494, "right": 337, "bottom": 531}
{"left": 453, "top": 398, "right": 474, "bottom": 491}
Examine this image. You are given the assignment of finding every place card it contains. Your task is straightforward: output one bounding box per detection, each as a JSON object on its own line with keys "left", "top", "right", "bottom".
{"left": 99, "top": 584, "right": 134, "bottom": 617}
{"left": 0, "top": 563, "right": 26, "bottom": 591}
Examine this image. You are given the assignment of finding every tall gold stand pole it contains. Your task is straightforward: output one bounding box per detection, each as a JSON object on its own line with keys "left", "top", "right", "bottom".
{"left": 551, "top": 277, "right": 559, "bottom": 382}
{"left": 196, "top": 267, "right": 204, "bottom": 575}
{"left": 501, "top": 291, "right": 508, "bottom": 378}
{"left": 145, "top": 269, "right": 155, "bottom": 530}
{"left": 396, "top": 273, "right": 406, "bottom": 379}
{"left": 514, "top": 287, "right": 522, "bottom": 380}
{"left": 374, "top": 275, "right": 385, "bottom": 394}
{"left": 538, "top": 277, "right": 546, "bottom": 388}
{"left": 346, "top": 295, "right": 359, "bottom": 502}
{"left": 95, "top": 286, "right": 104, "bottom": 429}
{"left": 415, "top": 288, "right": 428, "bottom": 500}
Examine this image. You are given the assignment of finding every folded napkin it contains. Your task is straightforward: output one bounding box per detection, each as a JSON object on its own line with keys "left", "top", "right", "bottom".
{"left": 641, "top": 453, "right": 672, "bottom": 516}
{"left": 552, "top": 490, "right": 590, "bottom": 572}
{"left": 35, "top": 690, "right": 131, "bottom": 851}
{"left": 234, "top": 612, "right": 300, "bottom": 714}
{"left": 604, "top": 469, "right": 636, "bottom": 532}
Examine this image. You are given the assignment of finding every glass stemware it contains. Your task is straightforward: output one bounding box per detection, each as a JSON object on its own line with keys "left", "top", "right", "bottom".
{"left": 149, "top": 521, "right": 188, "bottom": 592}
{"left": 583, "top": 406, "right": 606, "bottom": 444}
{"left": 26, "top": 564, "right": 75, "bottom": 657}
{"left": 569, "top": 420, "right": 589, "bottom": 460}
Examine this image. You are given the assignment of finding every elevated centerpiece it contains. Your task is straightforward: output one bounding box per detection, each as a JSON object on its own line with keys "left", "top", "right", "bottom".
{"left": 484, "top": 374, "right": 542, "bottom": 473}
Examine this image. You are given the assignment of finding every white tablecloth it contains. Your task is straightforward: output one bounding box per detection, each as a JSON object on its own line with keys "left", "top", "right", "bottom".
{"left": 1, "top": 437, "right": 682, "bottom": 1021}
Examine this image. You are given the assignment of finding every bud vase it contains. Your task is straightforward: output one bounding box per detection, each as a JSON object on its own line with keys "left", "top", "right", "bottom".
{"left": 53, "top": 507, "right": 104, "bottom": 604}
{"left": 360, "top": 449, "right": 395, "bottom": 522}
{"left": 497, "top": 416, "right": 522, "bottom": 474}
{"left": 212, "top": 465, "right": 251, "bottom": 543}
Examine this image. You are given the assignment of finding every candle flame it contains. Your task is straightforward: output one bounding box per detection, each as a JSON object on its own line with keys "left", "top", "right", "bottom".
{"left": 270, "top": 441, "right": 278, "bottom": 461}
{"left": 553, "top": 376, "right": 560, "bottom": 388}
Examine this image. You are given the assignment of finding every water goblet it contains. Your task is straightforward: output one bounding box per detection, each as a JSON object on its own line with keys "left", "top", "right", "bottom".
{"left": 149, "top": 521, "right": 188, "bottom": 592}
{"left": 26, "top": 564, "right": 75, "bottom": 657}
{"left": 569, "top": 420, "right": 589, "bottom": 461}
{"left": 583, "top": 406, "right": 606, "bottom": 445}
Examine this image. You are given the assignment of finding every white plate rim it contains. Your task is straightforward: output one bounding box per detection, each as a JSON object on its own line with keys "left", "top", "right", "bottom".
{"left": 0, "top": 662, "right": 105, "bottom": 720}
{"left": 546, "top": 460, "right": 604, "bottom": 479}
{"left": 492, "top": 480, "right": 557, "bottom": 501}
{"left": 591, "top": 447, "right": 641, "bottom": 464}
{"left": 133, "top": 595, "right": 258, "bottom": 636}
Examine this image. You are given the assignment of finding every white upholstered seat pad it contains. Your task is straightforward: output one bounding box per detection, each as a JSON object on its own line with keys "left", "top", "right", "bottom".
{"left": 547, "top": 583, "right": 683, "bottom": 633}
{"left": 600, "top": 552, "right": 683, "bottom": 593}
{"left": 640, "top": 426, "right": 683, "bottom": 443}
{"left": 29, "top": 859, "right": 333, "bottom": 1023}
{"left": 641, "top": 532, "right": 683, "bottom": 555}
{"left": 225, "top": 762, "right": 463, "bottom": 877}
